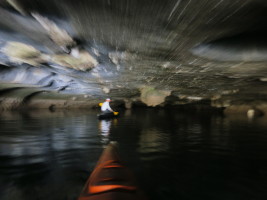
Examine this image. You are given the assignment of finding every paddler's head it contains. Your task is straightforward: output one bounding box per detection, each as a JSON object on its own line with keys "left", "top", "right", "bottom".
{"left": 106, "top": 98, "right": 111, "bottom": 102}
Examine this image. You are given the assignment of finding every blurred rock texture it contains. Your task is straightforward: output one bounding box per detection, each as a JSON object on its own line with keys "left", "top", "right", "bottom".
{"left": 0, "top": 0, "right": 267, "bottom": 115}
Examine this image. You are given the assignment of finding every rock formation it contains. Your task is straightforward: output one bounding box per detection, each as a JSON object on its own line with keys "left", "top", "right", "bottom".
{"left": 0, "top": 0, "right": 267, "bottom": 115}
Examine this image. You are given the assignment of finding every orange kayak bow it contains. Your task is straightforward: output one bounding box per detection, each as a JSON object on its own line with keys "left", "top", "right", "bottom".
{"left": 78, "top": 142, "right": 147, "bottom": 200}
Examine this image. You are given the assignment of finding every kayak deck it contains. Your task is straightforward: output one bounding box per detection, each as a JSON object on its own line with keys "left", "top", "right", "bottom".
{"left": 97, "top": 112, "right": 119, "bottom": 120}
{"left": 78, "top": 142, "right": 146, "bottom": 200}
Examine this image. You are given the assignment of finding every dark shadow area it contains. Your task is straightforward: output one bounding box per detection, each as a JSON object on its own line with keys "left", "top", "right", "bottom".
{"left": 192, "top": 31, "right": 267, "bottom": 62}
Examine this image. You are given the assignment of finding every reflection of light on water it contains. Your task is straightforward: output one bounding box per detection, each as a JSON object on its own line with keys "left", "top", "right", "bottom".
{"left": 99, "top": 120, "right": 111, "bottom": 136}
{"left": 124, "top": 110, "right": 132, "bottom": 116}
{"left": 187, "top": 123, "right": 202, "bottom": 134}
{"left": 0, "top": 113, "right": 99, "bottom": 160}
{"left": 0, "top": 135, "right": 49, "bottom": 157}
{"left": 138, "top": 128, "right": 170, "bottom": 160}
{"left": 98, "top": 120, "right": 111, "bottom": 145}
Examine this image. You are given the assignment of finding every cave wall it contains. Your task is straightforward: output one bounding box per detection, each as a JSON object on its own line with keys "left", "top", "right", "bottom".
{"left": 0, "top": 0, "right": 267, "bottom": 114}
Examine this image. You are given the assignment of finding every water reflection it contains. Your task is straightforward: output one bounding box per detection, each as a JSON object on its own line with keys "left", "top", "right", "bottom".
{"left": 138, "top": 128, "right": 170, "bottom": 156}
{"left": 98, "top": 119, "right": 111, "bottom": 145}
{"left": 0, "top": 110, "right": 103, "bottom": 200}
{"left": 0, "top": 109, "right": 267, "bottom": 200}
{"left": 98, "top": 118, "right": 119, "bottom": 146}
{"left": 0, "top": 110, "right": 99, "bottom": 158}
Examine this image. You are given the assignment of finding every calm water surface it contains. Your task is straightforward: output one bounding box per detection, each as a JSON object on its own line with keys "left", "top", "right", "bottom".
{"left": 0, "top": 109, "right": 267, "bottom": 200}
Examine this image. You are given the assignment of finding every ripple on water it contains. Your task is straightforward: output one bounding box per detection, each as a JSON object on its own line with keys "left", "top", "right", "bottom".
{"left": 1, "top": 110, "right": 267, "bottom": 200}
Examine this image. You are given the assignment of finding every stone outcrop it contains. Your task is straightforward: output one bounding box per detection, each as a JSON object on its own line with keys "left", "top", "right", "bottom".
{"left": 140, "top": 87, "right": 171, "bottom": 107}
{"left": 51, "top": 50, "right": 98, "bottom": 71}
{"left": 2, "top": 42, "right": 42, "bottom": 66}
{"left": 0, "top": 83, "right": 98, "bottom": 111}
{"left": 31, "top": 13, "right": 76, "bottom": 53}
{"left": 2, "top": 41, "right": 98, "bottom": 71}
{"left": 224, "top": 104, "right": 266, "bottom": 118}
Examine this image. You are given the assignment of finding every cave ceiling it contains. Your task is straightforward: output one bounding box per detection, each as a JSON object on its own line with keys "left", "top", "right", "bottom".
{"left": 1, "top": 0, "right": 267, "bottom": 107}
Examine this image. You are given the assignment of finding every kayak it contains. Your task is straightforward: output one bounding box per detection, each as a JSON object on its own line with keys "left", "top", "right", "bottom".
{"left": 78, "top": 142, "right": 147, "bottom": 200}
{"left": 97, "top": 112, "right": 119, "bottom": 120}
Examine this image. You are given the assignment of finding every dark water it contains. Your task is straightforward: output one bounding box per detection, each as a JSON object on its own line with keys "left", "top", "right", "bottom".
{"left": 0, "top": 109, "right": 267, "bottom": 200}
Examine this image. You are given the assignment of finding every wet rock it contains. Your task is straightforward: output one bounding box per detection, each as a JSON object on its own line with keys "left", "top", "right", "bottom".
{"left": 247, "top": 108, "right": 264, "bottom": 119}
{"left": 124, "top": 99, "right": 132, "bottom": 109}
{"left": 224, "top": 105, "right": 265, "bottom": 118}
{"left": 224, "top": 105, "right": 251, "bottom": 116}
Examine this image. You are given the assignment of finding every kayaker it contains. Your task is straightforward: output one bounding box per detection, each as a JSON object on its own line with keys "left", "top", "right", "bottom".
{"left": 101, "top": 98, "right": 114, "bottom": 113}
